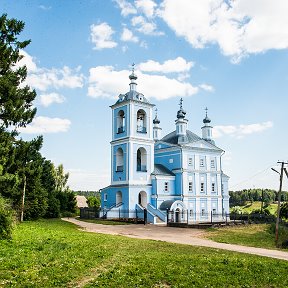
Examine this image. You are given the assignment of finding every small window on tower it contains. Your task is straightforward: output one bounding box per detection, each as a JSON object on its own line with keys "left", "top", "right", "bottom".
{"left": 188, "top": 157, "right": 193, "bottom": 166}
{"left": 164, "top": 182, "right": 169, "bottom": 192}
{"left": 211, "top": 183, "right": 215, "bottom": 192}
{"left": 211, "top": 160, "right": 215, "bottom": 169}
{"left": 200, "top": 182, "right": 204, "bottom": 192}
{"left": 169, "top": 158, "right": 173, "bottom": 163}
{"left": 189, "top": 182, "right": 193, "bottom": 192}
{"left": 104, "top": 193, "right": 107, "bottom": 201}
{"left": 200, "top": 158, "right": 205, "bottom": 167}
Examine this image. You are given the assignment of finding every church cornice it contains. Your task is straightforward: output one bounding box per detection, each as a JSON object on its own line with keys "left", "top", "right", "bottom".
{"left": 111, "top": 137, "right": 155, "bottom": 145}
{"left": 110, "top": 98, "right": 155, "bottom": 109}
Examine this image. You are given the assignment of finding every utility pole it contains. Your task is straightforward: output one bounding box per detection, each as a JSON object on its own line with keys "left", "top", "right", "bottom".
{"left": 272, "top": 161, "right": 288, "bottom": 244}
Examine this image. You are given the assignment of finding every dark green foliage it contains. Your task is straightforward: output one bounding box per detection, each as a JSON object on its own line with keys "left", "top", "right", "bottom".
{"left": 0, "top": 195, "right": 14, "bottom": 239}
{"left": 251, "top": 208, "right": 271, "bottom": 215}
{"left": 0, "top": 13, "right": 36, "bottom": 129}
{"left": 280, "top": 202, "right": 288, "bottom": 219}
{"left": 0, "top": 14, "right": 75, "bottom": 221}
{"left": 74, "top": 190, "right": 100, "bottom": 197}
{"left": 229, "top": 188, "right": 287, "bottom": 207}
{"left": 87, "top": 195, "right": 101, "bottom": 208}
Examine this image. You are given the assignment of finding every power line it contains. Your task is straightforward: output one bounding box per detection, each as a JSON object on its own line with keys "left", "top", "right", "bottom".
{"left": 230, "top": 163, "right": 276, "bottom": 190}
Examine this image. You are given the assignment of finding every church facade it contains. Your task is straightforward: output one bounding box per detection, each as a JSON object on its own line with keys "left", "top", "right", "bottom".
{"left": 101, "top": 69, "right": 229, "bottom": 223}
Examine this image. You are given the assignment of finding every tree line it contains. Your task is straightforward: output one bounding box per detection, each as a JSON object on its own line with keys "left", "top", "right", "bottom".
{"left": 229, "top": 189, "right": 288, "bottom": 207}
{"left": 0, "top": 14, "right": 76, "bottom": 238}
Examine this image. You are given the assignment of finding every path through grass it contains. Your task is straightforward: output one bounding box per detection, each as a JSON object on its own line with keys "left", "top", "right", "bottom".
{"left": 0, "top": 219, "right": 288, "bottom": 287}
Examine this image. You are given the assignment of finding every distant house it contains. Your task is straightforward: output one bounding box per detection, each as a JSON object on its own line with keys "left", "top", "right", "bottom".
{"left": 101, "top": 69, "right": 229, "bottom": 223}
{"left": 76, "top": 195, "right": 88, "bottom": 208}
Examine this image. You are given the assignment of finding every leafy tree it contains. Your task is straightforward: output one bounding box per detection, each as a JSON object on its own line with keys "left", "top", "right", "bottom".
{"left": 87, "top": 196, "right": 101, "bottom": 209}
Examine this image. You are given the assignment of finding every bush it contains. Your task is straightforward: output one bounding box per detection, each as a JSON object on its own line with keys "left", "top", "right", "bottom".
{"left": 280, "top": 202, "right": 288, "bottom": 219}
{"left": 0, "top": 195, "right": 15, "bottom": 239}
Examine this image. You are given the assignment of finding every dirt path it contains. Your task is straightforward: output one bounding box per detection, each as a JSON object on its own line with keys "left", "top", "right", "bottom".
{"left": 63, "top": 218, "right": 288, "bottom": 261}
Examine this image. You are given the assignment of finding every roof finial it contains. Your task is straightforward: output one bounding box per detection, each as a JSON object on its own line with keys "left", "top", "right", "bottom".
{"left": 203, "top": 107, "right": 211, "bottom": 124}
{"left": 129, "top": 63, "right": 137, "bottom": 91}
{"left": 177, "top": 98, "right": 186, "bottom": 119}
{"left": 179, "top": 98, "right": 183, "bottom": 109}
{"left": 153, "top": 108, "right": 160, "bottom": 124}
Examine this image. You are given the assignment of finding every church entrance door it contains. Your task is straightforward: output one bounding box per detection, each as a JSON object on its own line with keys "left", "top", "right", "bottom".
{"left": 138, "top": 191, "right": 147, "bottom": 208}
{"left": 175, "top": 208, "right": 180, "bottom": 223}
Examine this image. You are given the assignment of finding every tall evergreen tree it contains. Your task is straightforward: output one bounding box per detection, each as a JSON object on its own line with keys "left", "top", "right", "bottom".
{"left": 0, "top": 13, "right": 36, "bottom": 129}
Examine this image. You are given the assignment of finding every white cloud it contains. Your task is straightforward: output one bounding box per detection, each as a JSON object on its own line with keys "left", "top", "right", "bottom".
{"left": 131, "top": 15, "right": 163, "bottom": 35}
{"left": 17, "top": 50, "right": 38, "bottom": 72}
{"left": 213, "top": 121, "right": 273, "bottom": 139}
{"left": 199, "top": 83, "right": 214, "bottom": 92}
{"left": 26, "top": 66, "right": 84, "bottom": 91}
{"left": 159, "top": 0, "right": 288, "bottom": 62}
{"left": 88, "top": 65, "right": 198, "bottom": 101}
{"left": 114, "top": 0, "right": 137, "bottom": 16}
{"left": 39, "top": 93, "right": 66, "bottom": 107}
{"left": 135, "top": 0, "right": 157, "bottom": 18}
{"left": 17, "top": 51, "right": 84, "bottom": 91}
{"left": 121, "top": 27, "right": 139, "bottom": 42}
{"left": 90, "top": 22, "right": 118, "bottom": 50}
{"left": 138, "top": 57, "right": 194, "bottom": 73}
{"left": 38, "top": 5, "right": 51, "bottom": 10}
{"left": 18, "top": 116, "right": 71, "bottom": 134}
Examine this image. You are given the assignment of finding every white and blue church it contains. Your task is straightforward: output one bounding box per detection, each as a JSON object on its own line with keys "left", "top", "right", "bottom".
{"left": 101, "top": 68, "right": 229, "bottom": 224}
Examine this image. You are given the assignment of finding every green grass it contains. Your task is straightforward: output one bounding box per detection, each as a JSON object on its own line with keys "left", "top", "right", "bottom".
{"left": 205, "top": 224, "right": 288, "bottom": 249}
{"left": 0, "top": 220, "right": 288, "bottom": 287}
{"left": 234, "top": 201, "right": 278, "bottom": 214}
{"left": 76, "top": 217, "right": 132, "bottom": 225}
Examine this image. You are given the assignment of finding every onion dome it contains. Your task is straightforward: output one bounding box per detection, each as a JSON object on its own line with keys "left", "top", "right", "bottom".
{"left": 177, "top": 98, "right": 186, "bottom": 119}
{"left": 129, "top": 63, "right": 137, "bottom": 81}
{"left": 203, "top": 107, "right": 211, "bottom": 124}
{"left": 153, "top": 108, "right": 160, "bottom": 124}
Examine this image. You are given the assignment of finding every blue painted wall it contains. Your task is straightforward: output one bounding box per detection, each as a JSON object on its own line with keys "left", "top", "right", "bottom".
{"left": 154, "top": 149, "right": 181, "bottom": 171}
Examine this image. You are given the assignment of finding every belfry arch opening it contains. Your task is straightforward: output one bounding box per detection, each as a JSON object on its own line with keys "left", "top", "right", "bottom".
{"left": 136, "top": 147, "right": 147, "bottom": 172}
{"left": 116, "top": 147, "right": 124, "bottom": 172}
{"left": 117, "top": 110, "right": 125, "bottom": 133}
{"left": 136, "top": 109, "right": 146, "bottom": 133}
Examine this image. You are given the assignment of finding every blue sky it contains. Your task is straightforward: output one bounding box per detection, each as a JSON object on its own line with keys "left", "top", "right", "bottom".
{"left": 2, "top": 0, "right": 288, "bottom": 191}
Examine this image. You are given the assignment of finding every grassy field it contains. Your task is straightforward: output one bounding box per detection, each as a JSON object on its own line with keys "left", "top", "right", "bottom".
{"left": 205, "top": 224, "right": 288, "bottom": 249}
{"left": 1, "top": 220, "right": 288, "bottom": 287}
{"left": 232, "top": 201, "right": 278, "bottom": 214}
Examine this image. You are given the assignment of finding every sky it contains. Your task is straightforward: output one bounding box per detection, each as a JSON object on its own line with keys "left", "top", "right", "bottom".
{"left": 1, "top": 0, "right": 288, "bottom": 191}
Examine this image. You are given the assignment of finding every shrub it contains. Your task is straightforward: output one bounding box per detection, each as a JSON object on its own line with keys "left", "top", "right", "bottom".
{"left": 280, "top": 202, "right": 288, "bottom": 219}
{"left": 0, "top": 195, "right": 15, "bottom": 239}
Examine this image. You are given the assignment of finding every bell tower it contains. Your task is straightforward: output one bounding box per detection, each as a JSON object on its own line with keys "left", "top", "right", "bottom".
{"left": 109, "top": 65, "right": 155, "bottom": 209}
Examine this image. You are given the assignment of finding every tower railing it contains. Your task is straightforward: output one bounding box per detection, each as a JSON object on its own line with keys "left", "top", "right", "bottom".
{"left": 116, "top": 165, "right": 124, "bottom": 172}
{"left": 117, "top": 127, "right": 125, "bottom": 134}
{"left": 137, "top": 165, "right": 147, "bottom": 172}
{"left": 136, "top": 126, "right": 147, "bottom": 133}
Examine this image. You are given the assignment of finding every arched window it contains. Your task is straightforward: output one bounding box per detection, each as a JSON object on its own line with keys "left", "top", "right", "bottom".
{"left": 116, "top": 191, "right": 122, "bottom": 205}
{"left": 116, "top": 147, "right": 124, "bottom": 172}
{"left": 137, "top": 109, "right": 146, "bottom": 133}
{"left": 136, "top": 147, "right": 147, "bottom": 172}
{"left": 117, "top": 110, "right": 125, "bottom": 133}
